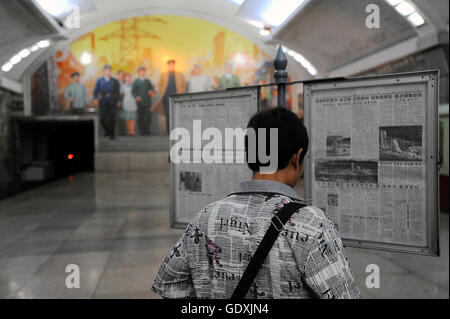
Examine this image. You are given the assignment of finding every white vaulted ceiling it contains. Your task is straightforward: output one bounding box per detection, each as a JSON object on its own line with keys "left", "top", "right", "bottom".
{"left": 0, "top": 0, "right": 66, "bottom": 84}
{"left": 0, "top": 0, "right": 448, "bottom": 86}
{"left": 2, "top": 0, "right": 304, "bottom": 84}
{"left": 270, "top": 0, "right": 449, "bottom": 76}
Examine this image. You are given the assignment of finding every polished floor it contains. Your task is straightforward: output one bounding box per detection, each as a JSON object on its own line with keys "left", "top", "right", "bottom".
{"left": 0, "top": 170, "right": 448, "bottom": 299}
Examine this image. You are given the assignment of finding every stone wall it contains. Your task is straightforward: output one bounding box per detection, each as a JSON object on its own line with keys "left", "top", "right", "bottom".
{"left": 0, "top": 87, "right": 23, "bottom": 198}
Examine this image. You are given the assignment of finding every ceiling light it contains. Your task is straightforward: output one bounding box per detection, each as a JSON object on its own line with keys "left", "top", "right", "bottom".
{"left": 385, "top": 0, "right": 402, "bottom": 6}
{"left": 1, "top": 63, "right": 14, "bottom": 73}
{"left": 395, "top": 1, "right": 415, "bottom": 16}
{"left": 407, "top": 12, "right": 425, "bottom": 27}
{"left": 261, "top": 0, "right": 305, "bottom": 27}
{"left": 80, "top": 52, "right": 92, "bottom": 65}
{"left": 37, "top": 40, "right": 50, "bottom": 48}
{"left": 281, "top": 45, "right": 317, "bottom": 76}
{"left": 35, "top": 0, "right": 71, "bottom": 17}
{"left": 259, "top": 28, "right": 271, "bottom": 36}
{"left": 18, "top": 49, "right": 31, "bottom": 59}
{"left": 1, "top": 39, "right": 52, "bottom": 73}
{"left": 10, "top": 55, "right": 21, "bottom": 65}
{"left": 234, "top": 54, "right": 246, "bottom": 65}
{"left": 306, "top": 66, "right": 317, "bottom": 76}
{"left": 247, "top": 20, "right": 265, "bottom": 29}
{"left": 385, "top": 0, "right": 426, "bottom": 28}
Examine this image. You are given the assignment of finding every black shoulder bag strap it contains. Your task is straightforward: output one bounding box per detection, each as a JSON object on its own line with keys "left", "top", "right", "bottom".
{"left": 231, "top": 201, "right": 305, "bottom": 299}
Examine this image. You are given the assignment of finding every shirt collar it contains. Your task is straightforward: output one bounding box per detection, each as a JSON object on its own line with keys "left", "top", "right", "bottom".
{"left": 231, "top": 180, "right": 303, "bottom": 201}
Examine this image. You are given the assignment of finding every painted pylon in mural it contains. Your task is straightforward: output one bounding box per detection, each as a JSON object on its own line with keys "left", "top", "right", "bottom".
{"left": 214, "top": 32, "right": 225, "bottom": 67}
{"left": 77, "top": 32, "right": 96, "bottom": 56}
{"left": 99, "top": 17, "right": 166, "bottom": 65}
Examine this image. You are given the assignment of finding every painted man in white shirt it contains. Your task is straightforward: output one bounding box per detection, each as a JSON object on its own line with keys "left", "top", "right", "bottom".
{"left": 187, "top": 64, "right": 212, "bottom": 93}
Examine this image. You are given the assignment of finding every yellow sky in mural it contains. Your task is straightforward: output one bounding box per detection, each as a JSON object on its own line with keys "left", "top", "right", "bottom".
{"left": 71, "top": 15, "right": 269, "bottom": 81}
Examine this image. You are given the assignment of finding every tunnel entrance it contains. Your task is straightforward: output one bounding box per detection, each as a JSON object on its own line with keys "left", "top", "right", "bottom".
{"left": 16, "top": 117, "right": 95, "bottom": 185}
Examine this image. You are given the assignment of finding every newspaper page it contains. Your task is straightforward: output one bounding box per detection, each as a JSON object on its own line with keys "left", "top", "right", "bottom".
{"left": 170, "top": 89, "right": 258, "bottom": 227}
{"left": 309, "top": 82, "right": 428, "bottom": 248}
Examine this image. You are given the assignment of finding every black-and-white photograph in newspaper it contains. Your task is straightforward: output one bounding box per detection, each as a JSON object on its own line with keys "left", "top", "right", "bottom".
{"left": 327, "top": 193, "right": 339, "bottom": 207}
{"left": 179, "top": 171, "right": 202, "bottom": 192}
{"left": 327, "top": 135, "right": 351, "bottom": 156}
{"left": 379, "top": 125, "right": 423, "bottom": 162}
{"left": 315, "top": 160, "right": 378, "bottom": 184}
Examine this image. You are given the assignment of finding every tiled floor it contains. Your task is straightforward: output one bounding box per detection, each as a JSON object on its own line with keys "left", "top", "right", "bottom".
{"left": 0, "top": 171, "right": 181, "bottom": 299}
{"left": 0, "top": 171, "right": 448, "bottom": 299}
{"left": 99, "top": 135, "right": 170, "bottom": 152}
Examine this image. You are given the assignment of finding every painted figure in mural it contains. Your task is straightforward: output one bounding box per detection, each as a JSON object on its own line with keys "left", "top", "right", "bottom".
{"left": 132, "top": 67, "right": 156, "bottom": 136}
{"left": 151, "top": 60, "right": 187, "bottom": 133}
{"left": 211, "top": 76, "right": 220, "bottom": 91}
{"left": 187, "top": 64, "right": 212, "bottom": 93}
{"left": 217, "top": 62, "right": 240, "bottom": 90}
{"left": 116, "top": 70, "right": 125, "bottom": 86}
{"left": 120, "top": 73, "right": 138, "bottom": 136}
{"left": 93, "top": 64, "right": 121, "bottom": 140}
{"left": 63, "top": 72, "right": 90, "bottom": 114}
{"left": 259, "top": 79, "right": 273, "bottom": 111}
{"left": 116, "top": 69, "right": 128, "bottom": 136}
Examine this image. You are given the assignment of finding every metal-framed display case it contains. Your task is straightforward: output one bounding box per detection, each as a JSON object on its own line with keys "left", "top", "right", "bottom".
{"left": 169, "top": 88, "right": 260, "bottom": 229}
{"left": 304, "top": 70, "right": 440, "bottom": 256}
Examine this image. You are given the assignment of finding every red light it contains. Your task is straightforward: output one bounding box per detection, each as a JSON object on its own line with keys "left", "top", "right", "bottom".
{"left": 67, "top": 154, "right": 74, "bottom": 160}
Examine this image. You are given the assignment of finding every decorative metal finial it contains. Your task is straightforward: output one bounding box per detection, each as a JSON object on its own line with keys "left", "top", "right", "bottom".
{"left": 274, "top": 45, "right": 288, "bottom": 72}
{"left": 273, "top": 45, "right": 288, "bottom": 107}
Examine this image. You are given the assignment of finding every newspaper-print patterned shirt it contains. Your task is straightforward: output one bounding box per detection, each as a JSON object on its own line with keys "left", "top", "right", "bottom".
{"left": 152, "top": 180, "right": 361, "bottom": 299}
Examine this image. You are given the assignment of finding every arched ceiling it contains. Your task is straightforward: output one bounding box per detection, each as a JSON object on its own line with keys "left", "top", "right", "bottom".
{"left": 271, "top": 0, "right": 449, "bottom": 76}
{"left": 0, "top": 0, "right": 448, "bottom": 88}
{"left": 3, "top": 0, "right": 311, "bottom": 84}
{"left": 0, "top": 1, "right": 65, "bottom": 61}
{"left": 0, "top": 0, "right": 66, "bottom": 89}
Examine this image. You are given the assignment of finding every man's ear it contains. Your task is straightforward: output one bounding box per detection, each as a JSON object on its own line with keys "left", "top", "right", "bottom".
{"left": 291, "top": 148, "right": 303, "bottom": 170}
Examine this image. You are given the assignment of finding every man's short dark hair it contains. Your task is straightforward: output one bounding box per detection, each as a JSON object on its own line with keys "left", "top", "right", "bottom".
{"left": 167, "top": 59, "right": 176, "bottom": 64}
{"left": 245, "top": 107, "right": 309, "bottom": 172}
{"left": 71, "top": 72, "right": 80, "bottom": 78}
